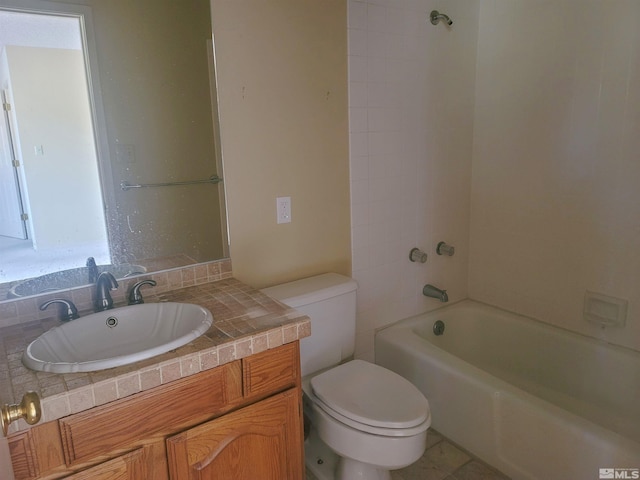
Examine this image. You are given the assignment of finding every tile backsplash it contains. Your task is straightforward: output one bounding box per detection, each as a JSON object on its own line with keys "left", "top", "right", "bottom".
{"left": 0, "top": 259, "right": 232, "bottom": 329}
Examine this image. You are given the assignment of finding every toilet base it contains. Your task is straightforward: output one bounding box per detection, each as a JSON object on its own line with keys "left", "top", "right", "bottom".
{"left": 336, "top": 457, "right": 391, "bottom": 480}
{"left": 305, "top": 427, "right": 393, "bottom": 480}
{"left": 305, "top": 427, "right": 338, "bottom": 480}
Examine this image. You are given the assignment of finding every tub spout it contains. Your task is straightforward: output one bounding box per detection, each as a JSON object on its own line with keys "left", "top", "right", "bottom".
{"left": 423, "top": 284, "right": 448, "bottom": 302}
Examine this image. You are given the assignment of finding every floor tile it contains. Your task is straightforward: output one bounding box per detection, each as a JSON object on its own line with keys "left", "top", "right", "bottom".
{"left": 425, "top": 428, "right": 444, "bottom": 449}
{"left": 394, "top": 441, "right": 471, "bottom": 480}
{"left": 304, "top": 429, "right": 510, "bottom": 480}
{"left": 448, "top": 460, "right": 510, "bottom": 480}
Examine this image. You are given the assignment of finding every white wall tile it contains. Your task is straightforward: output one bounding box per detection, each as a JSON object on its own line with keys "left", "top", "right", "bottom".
{"left": 351, "top": 201, "right": 370, "bottom": 227}
{"left": 349, "top": 132, "right": 368, "bottom": 157}
{"left": 348, "top": 0, "right": 368, "bottom": 30}
{"left": 348, "top": 55, "right": 367, "bottom": 82}
{"left": 386, "top": 7, "right": 408, "bottom": 34}
{"left": 349, "top": 107, "right": 368, "bottom": 133}
{"left": 352, "top": 245, "right": 370, "bottom": 272}
{"left": 366, "top": 81, "right": 390, "bottom": 108}
{"left": 367, "top": 107, "right": 388, "bottom": 132}
{"left": 366, "top": 30, "right": 389, "bottom": 58}
{"left": 350, "top": 178, "right": 369, "bottom": 206}
{"left": 348, "top": 28, "right": 368, "bottom": 57}
{"left": 348, "top": 0, "right": 479, "bottom": 359}
{"left": 349, "top": 81, "right": 368, "bottom": 107}
{"left": 350, "top": 154, "right": 369, "bottom": 181}
{"left": 367, "top": 4, "right": 387, "bottom": 33}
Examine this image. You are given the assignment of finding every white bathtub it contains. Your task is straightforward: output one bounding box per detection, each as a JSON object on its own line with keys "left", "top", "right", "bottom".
{"left": 375, "top": 300, "right": 640, "bottom": 480}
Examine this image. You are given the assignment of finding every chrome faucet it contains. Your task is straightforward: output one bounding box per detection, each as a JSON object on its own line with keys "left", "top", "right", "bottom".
{"left": 95, "top": 272, "right": 118, "bottom": 311}
{"left": 423, "top": 284, "right": 448, "bottom": 302}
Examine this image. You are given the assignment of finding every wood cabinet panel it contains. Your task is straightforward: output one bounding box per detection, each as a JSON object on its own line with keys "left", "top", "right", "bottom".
{"left": 242, "top": 341, "right": 299, "bottom": 399}
{"left": 8, "top": 430, "right": 38, "bottom": 479}
{"left": 63, "top": 447, "right": 147, "bottom": 480}
{"left": 30, "top": 422, "right": 65, "bottom": 475}
{"left": 166, "top": 388, "right": 303, "bottom": 480}
{"left": 59, "top": 361, "right": 241, "bottom": 466}
{"left": 8, "top": 422, "right": 65, "bottom": 480}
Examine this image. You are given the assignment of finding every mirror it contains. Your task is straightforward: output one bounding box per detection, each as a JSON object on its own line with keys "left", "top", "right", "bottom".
{"left": 0, "top": 0, "right": 228, "bottom": 301}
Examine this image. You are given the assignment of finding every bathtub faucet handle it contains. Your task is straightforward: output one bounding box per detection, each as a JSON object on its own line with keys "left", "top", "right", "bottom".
{"left": 409, "top": 248, "right": 428, "bottom": 263}
{"left": 436, "top": 242, "right": 455, "bottom": 256}
{"left": 423, "top": 284, "right": 448, "bottom": 303}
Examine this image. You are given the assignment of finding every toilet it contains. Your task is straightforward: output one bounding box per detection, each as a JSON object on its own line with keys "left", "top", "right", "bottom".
{"left": 262, "top": 273, "right": 430, "bottom": 480}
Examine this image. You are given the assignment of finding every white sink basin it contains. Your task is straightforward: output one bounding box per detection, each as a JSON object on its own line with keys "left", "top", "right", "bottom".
{"left": 22, "top": 303, "right": 213, "bottom": 373}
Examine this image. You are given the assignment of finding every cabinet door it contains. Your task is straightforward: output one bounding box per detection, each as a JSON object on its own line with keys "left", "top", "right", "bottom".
{"left": 63, "top": 447, "right": 148, "bottom": 479}
{"left": 166, "top": 388, "right": 303, "bottom": 480}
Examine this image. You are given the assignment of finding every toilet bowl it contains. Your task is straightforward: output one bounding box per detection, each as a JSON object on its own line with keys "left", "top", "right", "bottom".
{"left": 303, "top": 360, "right": 430, "bottom": 480}
{"left": 261, "top": 273, "right": 431, "bottom": 480}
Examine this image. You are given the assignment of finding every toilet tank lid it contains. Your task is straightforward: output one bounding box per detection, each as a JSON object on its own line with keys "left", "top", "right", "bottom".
{"left": 261, "top": 273, "right": 357, "bottom": 308}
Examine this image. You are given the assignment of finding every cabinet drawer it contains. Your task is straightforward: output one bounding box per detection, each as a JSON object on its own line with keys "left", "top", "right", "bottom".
{"left": 242, "top": 342, "right": 299, "bottom": 399}
{"left": 59, "top": 360, "right": 241, "bottom": 466}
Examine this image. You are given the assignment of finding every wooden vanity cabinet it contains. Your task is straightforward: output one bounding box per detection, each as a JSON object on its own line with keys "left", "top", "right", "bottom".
{"left": 7, "top": 342, "right": 304, "bottom": 480}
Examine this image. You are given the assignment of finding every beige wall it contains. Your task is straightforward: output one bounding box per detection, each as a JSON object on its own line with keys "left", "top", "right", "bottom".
{"left": 212, "top": 0, "right": 351, "bottom": 289}
{"left": 469, "top": 1, "right": 640, "bottom": 352}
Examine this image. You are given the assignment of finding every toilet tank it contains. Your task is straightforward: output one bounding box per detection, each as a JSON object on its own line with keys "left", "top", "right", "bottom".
{"left": 262, "top": 273, "right": 357, "bottom": 377}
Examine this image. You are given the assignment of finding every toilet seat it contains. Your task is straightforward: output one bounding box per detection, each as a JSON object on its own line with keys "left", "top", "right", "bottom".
{"left": 306, "top": 360, "right": 430, "bottom": 437}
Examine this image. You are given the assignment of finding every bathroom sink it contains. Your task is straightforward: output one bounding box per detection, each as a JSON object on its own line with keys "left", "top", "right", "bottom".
{"left": 8, "top": 264, "right": 147, "bottom": 298}
{"left": 22, "top": 303, "right": 213, "bottom": 373}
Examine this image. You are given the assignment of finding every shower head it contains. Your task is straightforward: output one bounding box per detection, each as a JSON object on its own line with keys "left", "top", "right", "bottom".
{"left": 430, "top": 10, "right": 453, "bottom": 26}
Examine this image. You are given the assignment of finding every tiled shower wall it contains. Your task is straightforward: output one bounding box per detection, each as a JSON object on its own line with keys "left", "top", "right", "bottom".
{"left": 469, "top": 1, "right": 640, "bottom": 352}
{"left": 348, "top": 0, "right": 480, "bottom": 360}
{"left": 350, "top": 0, "right": 640, "bottom": 358}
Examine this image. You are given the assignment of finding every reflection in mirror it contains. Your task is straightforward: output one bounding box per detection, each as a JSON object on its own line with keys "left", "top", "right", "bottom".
{"left": 0, "top": 0, "right": 228, "bottom": 301}
{"left": 0, "top": 9, "right": 110, "bottom": 281}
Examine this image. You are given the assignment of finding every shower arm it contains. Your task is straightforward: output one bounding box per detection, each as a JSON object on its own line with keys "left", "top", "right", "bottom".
{"left": 430, "top": 10, "right": 453, "bottom": 26}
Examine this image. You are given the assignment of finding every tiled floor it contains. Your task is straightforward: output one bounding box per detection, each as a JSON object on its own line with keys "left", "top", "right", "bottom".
{"left": 305, "top": 429, "right": 510, "bottom": 480}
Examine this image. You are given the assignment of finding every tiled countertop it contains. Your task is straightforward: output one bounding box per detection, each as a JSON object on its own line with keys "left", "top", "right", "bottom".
{"left": 0, "top": 278, "right": 310, "bottom": 435}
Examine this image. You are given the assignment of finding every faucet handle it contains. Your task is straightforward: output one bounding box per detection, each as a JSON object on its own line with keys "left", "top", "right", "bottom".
{"left": 40, "top": 299, "right": 80, "bottom": 321}
{"left": 436, "top": 242, "right": 455, "bottom": 256}
{"left": 409, "top": 248, "right": 428, "bottom": 263}
{"left": 128, "top": 279, "right": 157, "bottom": 305}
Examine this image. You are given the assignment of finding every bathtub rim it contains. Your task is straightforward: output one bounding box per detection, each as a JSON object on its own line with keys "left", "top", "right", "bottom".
{"left": 376, "top": 298, "right": 640, "bottom": 358}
